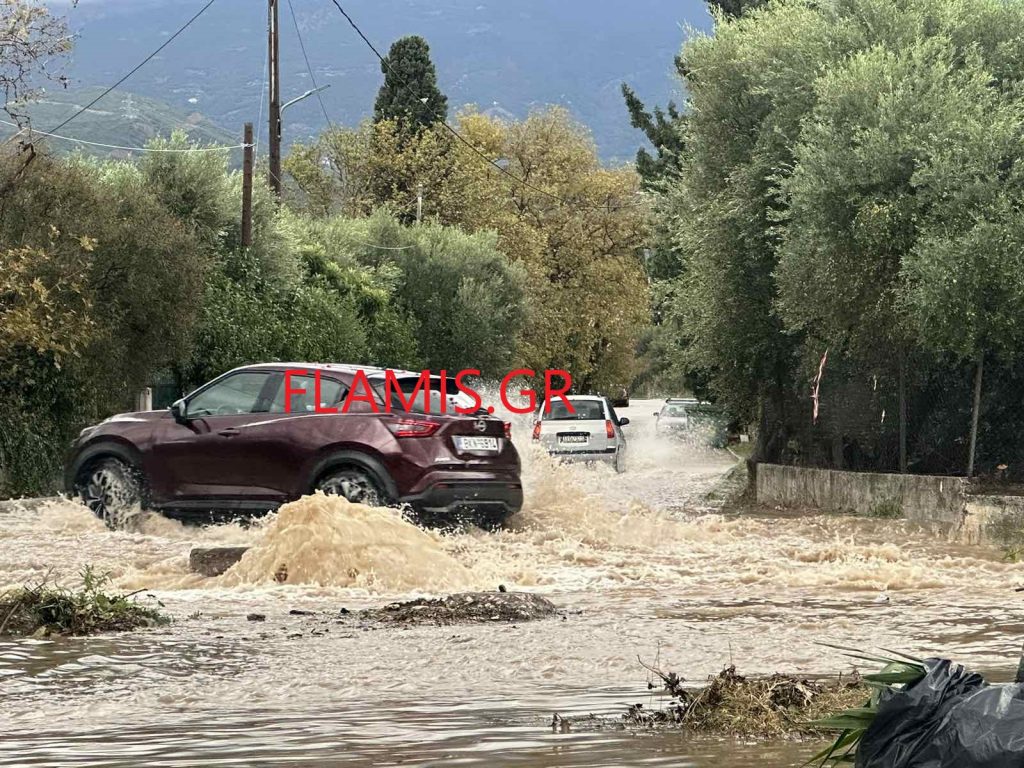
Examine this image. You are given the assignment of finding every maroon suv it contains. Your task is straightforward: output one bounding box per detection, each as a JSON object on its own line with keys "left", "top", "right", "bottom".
{"left": 64, "top": 364, "right": 523, "bottom": 529}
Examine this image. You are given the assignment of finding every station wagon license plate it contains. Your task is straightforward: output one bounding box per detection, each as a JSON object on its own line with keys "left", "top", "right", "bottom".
{"left": 455, "top": 436, "right": 499, "bottom": 451}
{"left": 559, "top": 434, "right": 589, "bottom": 445}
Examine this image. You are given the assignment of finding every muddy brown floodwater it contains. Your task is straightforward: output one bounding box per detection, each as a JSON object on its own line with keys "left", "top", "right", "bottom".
{"left": 3, "top": 400, "right": 1024, "bottom": 767}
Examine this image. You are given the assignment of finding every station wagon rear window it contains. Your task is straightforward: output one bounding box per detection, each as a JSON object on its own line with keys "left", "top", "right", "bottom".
{"left": 543, "top": 401, "right": 604, "bottom": 420}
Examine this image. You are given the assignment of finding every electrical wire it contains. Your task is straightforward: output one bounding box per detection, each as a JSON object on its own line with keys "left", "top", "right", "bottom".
{"left": 287, "top": 0, "right": 334, "bottom": 129}
{"left": 0, "top": 119, "right": 250, "bottom": 153}
{"left": 45, "top": 0, "right": 221, "bottom": 138}
{"left": 255, "top": 11, "right": 271, "bottom": 156}
{"left": 325, "top": 0, "right": 645, "bottom": 212}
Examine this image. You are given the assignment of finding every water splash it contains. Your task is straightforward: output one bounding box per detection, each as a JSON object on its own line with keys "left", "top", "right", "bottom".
{"left": 221, "top": 493, "right": 474, "bottom": 591}
{"left": 2, "top": 405, "right": 1022, "bottom": 600}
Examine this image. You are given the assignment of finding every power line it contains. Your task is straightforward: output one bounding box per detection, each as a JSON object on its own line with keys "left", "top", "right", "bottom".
{"left": 287, "top": 0, "right": 334, "bottom": 129}
{"left": 0, "top": 119, "right": 250, "bottom": 153}
{"left": 255, "top": 11, "right": 271, "bottom": 157}
{"left": 325, "top": 0, "right": 645, "bottom": 213}
{"left": 44, "top": 0, "right": 221, "bottom": 138}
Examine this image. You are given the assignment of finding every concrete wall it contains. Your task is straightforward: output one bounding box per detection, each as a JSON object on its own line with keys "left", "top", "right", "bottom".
{"left": 755, "top": 463, "right": 967, "bottom": 526}
{"left": 962, "top": 494, "right": 1024, "bottom": 547}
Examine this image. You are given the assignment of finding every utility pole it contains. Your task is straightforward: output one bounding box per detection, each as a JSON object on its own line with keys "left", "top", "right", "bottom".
{"left": 241, "top": 122, "right": 253, "bottom": 247}
{"left": 898, "top": 348, "right": 907, "bottom": 474}
{"left": 268, "top": 0, "right": 282, "bottom": 196}
{"left": 416, "top": 183, "right": 423, "bottom": 224}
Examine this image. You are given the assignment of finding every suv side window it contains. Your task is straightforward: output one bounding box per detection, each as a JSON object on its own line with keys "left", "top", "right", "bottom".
{"left": 188, "top": 372, "right": 275, "bottom": 417}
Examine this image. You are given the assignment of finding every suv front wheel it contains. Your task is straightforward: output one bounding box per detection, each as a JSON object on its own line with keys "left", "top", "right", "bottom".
{"left": 76, "top": 457, "right": 142, "bottom": 528}
{"left": 316, "top": 467, "right": 386, "bottom": 507}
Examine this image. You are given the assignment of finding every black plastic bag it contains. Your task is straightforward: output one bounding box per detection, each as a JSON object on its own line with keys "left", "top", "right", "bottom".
{"left": 857, "top": 658, "right": 1024, "bottom": 768}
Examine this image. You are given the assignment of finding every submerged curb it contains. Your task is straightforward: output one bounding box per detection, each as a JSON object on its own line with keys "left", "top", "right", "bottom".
{"left": 189, "top": 546, "right": 249, "bottom": 576}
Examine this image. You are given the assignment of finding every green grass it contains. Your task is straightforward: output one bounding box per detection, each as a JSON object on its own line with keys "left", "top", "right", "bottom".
{"left": 0, "top": 567, "right": 169, "bottom": 637}
{"left": 867, "top": 498, "right": 904, "bottom": 519}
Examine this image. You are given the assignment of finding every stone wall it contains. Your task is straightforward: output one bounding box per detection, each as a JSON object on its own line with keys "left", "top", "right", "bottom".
{"left": 755, "top": 463, "right": 967, "bottom": 526}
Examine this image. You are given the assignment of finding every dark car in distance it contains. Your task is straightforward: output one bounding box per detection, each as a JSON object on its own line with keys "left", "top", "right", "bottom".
{"left": 611, "top": 388, "right": 629, "bottom": 408}
{"left": 65, "top": 364, "right": 522, "bottom": 529}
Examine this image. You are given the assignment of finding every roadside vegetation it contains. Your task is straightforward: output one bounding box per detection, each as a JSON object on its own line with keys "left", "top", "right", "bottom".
{"left": 0, "top": 567, "right": 168, "bottom": 637}
{"left": 628, "top": 0, "right": 1024, "bottom": 481}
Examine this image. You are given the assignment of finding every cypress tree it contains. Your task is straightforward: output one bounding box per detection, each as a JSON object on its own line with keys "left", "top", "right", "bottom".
{"left": 373, "top": 36, "right": 448, "bottom": 130}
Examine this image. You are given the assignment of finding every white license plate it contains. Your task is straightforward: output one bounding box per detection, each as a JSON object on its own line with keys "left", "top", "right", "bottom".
{"left": 455, "top": 436, "right": 499, "bottom": 451}
{"left": 559, "top": 434, "right": 589, "bottom": 445}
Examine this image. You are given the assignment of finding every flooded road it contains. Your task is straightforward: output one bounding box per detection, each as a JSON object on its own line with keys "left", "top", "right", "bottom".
{"left": 3, "top": 399, "right": 1024, "bottom": 766}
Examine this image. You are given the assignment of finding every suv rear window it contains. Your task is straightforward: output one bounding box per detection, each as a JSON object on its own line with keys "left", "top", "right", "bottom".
{"left": 371, "top": 375, "right": 481, "bottom": 415}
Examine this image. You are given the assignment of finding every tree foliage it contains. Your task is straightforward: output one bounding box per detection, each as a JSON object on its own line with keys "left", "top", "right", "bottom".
{"left": 373, "top": 35, "right": 448, "bottom": 131}
{"left": 620, "top": 82, "right": 685, "bottom": 188}
{"left": 706, "top": 0, "right": 765, "bottom": 18}
{"left": 286, "top": 107, "right": 651, "bottom": 392}
{"left": 0, "top": 130, "right": 535, "bottom": 496}
{"left": 0, "top": 0, "right": 75, "bottom": 127}
{"left": 664, "top": 0, "right": 1024, "bottom": 474}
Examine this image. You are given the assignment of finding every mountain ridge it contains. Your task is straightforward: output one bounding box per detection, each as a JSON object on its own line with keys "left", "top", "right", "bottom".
{"left": 46, "top": 0, "right": 709, "bottom": 162}
{"left": 2, "top": 86, "right": 242, "bottom": 162}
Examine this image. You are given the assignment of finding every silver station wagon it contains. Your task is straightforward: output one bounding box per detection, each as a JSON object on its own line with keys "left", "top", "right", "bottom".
{"left": 531, "top": 395, "right": 629, "bottom": 473}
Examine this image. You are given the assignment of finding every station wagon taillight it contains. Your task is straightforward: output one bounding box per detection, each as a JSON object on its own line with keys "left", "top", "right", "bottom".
{"left": 532, "top": 421, "right": 541, "bottom": 440}
{"left": 605, "top": 420, "right": 615, "bottom": 438}
{"left": 386, "top": 418, "right": 441, "bottom": 438}
{"left": 504, "top": 422, "right": 512, "bottom": 439}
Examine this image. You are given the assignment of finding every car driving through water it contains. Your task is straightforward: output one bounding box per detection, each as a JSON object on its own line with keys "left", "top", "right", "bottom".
{"left": 531, "top": 394, "right": 629, "bottom": 472}
{"left": 65, "top": 364, "right": 522, "bottom": 530}
{"left": 655, "top": 397, "right": 729, "bottom": 448}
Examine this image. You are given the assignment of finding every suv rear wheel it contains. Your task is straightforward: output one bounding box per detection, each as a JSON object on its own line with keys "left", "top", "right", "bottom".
{"left": 316, "top": 467, "right": 385, "bottom": 507}
{"left": 76, "top": 457, "right": 142, "bottom": 528}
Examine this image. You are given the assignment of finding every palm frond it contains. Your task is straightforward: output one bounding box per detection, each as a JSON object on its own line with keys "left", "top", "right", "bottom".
{"left": 806, "top": 650, "right": 925, "bottom": 767}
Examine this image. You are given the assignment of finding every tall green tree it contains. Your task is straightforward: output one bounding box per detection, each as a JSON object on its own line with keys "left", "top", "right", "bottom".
{"left": 373, "top": 36, "right": 448, "bottom": 131}
{"left": 902, "top": 86, "right": 1024, "bottom": 476}
{"left": 621, "top": 82, "right": 685, "bottom": 189}
{"left": 666, "top": 0, "right": 1024, "bottom": 472}
{"left": 0, "top": 149, "right": 207, "bottom": 494}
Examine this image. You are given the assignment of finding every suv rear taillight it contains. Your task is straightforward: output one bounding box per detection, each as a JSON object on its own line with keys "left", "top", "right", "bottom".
{"left": 504, "top": 422, "right": 512, "bottom": 439}
{"left": 532, "top": 421, "right": 541, "bottom": 440}
{"left": 605, "top": 420, "right": 615, "bottom": 438}
{"left": 386, "top": 418, "right": 440, "bottom": 438}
